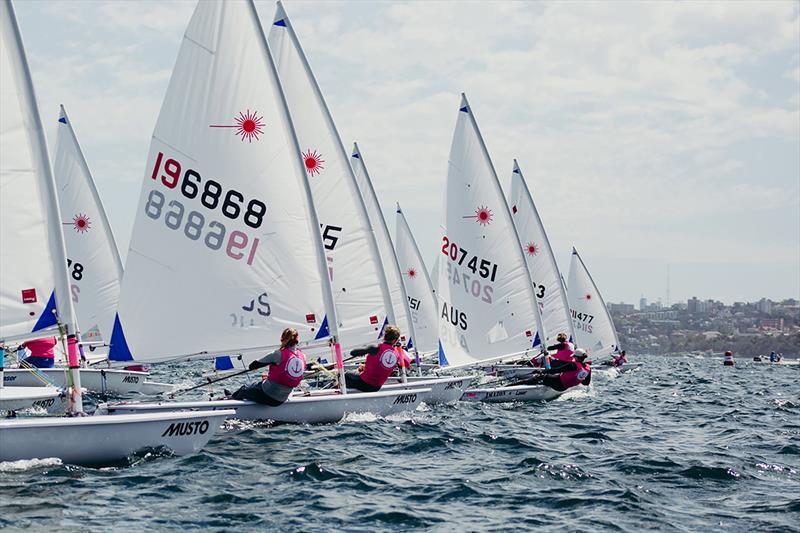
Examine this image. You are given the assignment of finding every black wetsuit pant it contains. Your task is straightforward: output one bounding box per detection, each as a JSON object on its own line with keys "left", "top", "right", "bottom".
{"left": 517, "top": 374, "right": 568, "bottom": 392}
{"left": 345, "top": 372, "right": 381, "bottom": 392}
{"left": 230, "top": 381, "right": 284, "bottom": 406}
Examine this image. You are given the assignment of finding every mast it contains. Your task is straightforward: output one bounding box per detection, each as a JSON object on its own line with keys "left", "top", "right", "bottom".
{"left": 511, "top": 159, "right": 576, "bottom": 345}
{"left": 249, "top": 0, "right": 346, "bottom": 391}
{"left": 271, "top": 1, "right": 397, "bottom": 330}
{"left": 460, "top": 94, "right": 547, "bottom": 354}
{"left": 1, "top": 0, "right": 83, "bottom": 412}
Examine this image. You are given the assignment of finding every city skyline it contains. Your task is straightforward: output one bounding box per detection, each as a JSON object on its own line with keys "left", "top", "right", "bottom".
{"left": 13, "top": 0, "right": 800, "bottom": 304}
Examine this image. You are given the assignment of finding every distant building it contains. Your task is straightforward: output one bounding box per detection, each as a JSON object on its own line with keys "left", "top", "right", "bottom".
{"left": 639, "top": 296, "right": 647, "bottom": 311}
{"left": 608, "top": 302, "right": 635, "bottom": 315}
{"left": 688, "top": 297, "right": 699, "bottom": 314}
{"left": 759, "top": 318, "right": 783, "bottom": 331}
{"left": 757, "top": 298, "right": 773, "bottom": 314}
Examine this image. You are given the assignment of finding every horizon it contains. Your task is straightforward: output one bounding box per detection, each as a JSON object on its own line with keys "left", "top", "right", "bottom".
{"left": 12, "top": 0, "right": 800, "bottom": 304}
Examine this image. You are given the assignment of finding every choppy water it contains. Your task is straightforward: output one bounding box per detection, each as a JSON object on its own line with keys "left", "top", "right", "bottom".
{"left": 1, "top": 354, "right": 798, "bottom": 532}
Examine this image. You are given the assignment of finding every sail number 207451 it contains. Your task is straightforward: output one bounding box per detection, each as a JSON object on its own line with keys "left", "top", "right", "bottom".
{"left": 441, "top": 236, "right": 498, "bottom": 281}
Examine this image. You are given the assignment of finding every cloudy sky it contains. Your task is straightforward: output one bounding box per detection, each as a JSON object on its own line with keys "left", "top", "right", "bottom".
{"left": 13, "top": 0, "right": 800, "bottom": 305}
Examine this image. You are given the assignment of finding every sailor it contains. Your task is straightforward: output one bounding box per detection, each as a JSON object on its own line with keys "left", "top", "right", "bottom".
{"left": 612, "top": 350, "right": 628, "bottom": 367}
{"left": 228, "top": 328, "right": 306, "bottom": 406}
{"left": 19, "top": 336, "right": 57, "bottom": 368}
{"left": 344, "top": 325, "right": 404, "bottom": 392}
{"left": 517, "top": 349, "right": 592, "bottom": 392}
{"left": 769, "top": 351, "right": 779, "bottom": 363}
{"left": 530, "top": 332, "right": 575, "bottom": 371}
{"left": 723, "top": 350, "right": 735, "bottom": 366}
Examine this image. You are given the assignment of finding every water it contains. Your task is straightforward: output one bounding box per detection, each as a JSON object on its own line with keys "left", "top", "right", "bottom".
{"left": 1, "top": 354, "right": 798, "bottom": 531}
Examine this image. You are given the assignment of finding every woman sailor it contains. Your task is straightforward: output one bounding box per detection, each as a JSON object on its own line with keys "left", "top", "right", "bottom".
{"left": 518, "top": 349, "right": 592, "bottom": 392}
{"left": 344, "top": 325, "right": 410, "bottom": 392}
{"left": 228, "top": 328, "right": 306, "bottom": 406}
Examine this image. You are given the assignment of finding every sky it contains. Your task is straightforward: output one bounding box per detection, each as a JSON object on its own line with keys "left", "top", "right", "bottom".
{"left": 12, "top": 0, "right": 800, "bottom": 305}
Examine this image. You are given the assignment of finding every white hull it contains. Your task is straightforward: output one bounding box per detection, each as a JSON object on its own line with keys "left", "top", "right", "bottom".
{"left": 0, "top": 410, "right": 234, "bottom": 466}
{"left": 4, "top": 368, "right": 152, "bottom": 395}
{"left": 461, "top": 384, "right": 563, "bottom": 403}
{"left": 101, "top": 388, "right": 432, "bottom": 424}
{"left": 751, "top": 359, "right": 799, "bottom": 366}
{"left": 0, "top": 386, "right": 62, "bottom": 411}
{"left": 381, "top": 375, "right": 475, "bottom": 404}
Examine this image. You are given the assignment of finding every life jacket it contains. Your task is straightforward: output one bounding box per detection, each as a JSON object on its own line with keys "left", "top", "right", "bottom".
{"left": 560, "top": 360, "right": 590, "bottom": 389}
{"left": 552, "top": 341, "right": 575, "bottom": 362}
{"left": 360, "top": 343, "right": 399, "bottom": 388}
{"left": 612, "top": 354, "right": 627, "bottom": 367}
{"left": 267, "top": 347, "right": 306, "bottom": 388}
{"left": 23, "top": 337, "right": 57, "bottom": 359}
{"left": 723, "top": 353, "right": 734, "bottom": 365}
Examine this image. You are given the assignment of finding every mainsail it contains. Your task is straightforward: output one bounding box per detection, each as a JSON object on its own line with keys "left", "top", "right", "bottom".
{"left": 110, "top": 0, "right": 334, "bottom": 362}
{"left": 0, "top": 1, "right": 75, "bottom": 342}
{"left": 350, "top": 143, "right": 414, "bottom": 346}
{"left": 268, "top": 2, "right": 395, "bottom": 349}
{"left": 505, "top": 160, "right": 575, "bottom": 347}
{"left": 53, "top": 105, "right": 123, "bottom": 346}
{"left": 1, "top": 0, "right": 84, "bottom": 410}
{"left": 395, "top": 203, "right": 439, "bottom": 354}
{"left": 567, "top": 247, "right": 620, "bottom": 358}
{"left": 436, "top": 94, "right": 545, "bottom": 368}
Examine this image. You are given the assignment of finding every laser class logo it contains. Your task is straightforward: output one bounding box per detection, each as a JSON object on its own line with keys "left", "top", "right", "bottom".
{"left": 302, "top": 149, "right": 325, "bottom": 176}
{"left": 69, "top": 213, "right": 91, "bottom": 234}
{"left": 583, "top": 293, "right": 593, "bottom": 301}
{"left": 209, "top": 110, "right": 265, "bottom": 142}
{"left": 463, "top": 205, "right": 493, "bottom": 226}
{"left": 406, "top": 267, "right": 418, "bottom": 279}
{"left": 525, "top": 241, "right": 539, "bottom": 256}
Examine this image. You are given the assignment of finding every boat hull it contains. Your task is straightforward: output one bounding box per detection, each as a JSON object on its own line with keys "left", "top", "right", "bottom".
{"left": 460, "top": 384, "right": 563, "bottom": 403}
{"left": 0, "top": 410, "right": 234, "bottom": 466}
{"left": 3, "top": 368, "right": 152, "bottom": 395}
{"left": 381, "top": 375, "right": 475, "bottom": 404}
{"left": 102, "top": 388, "right": 433, "bottom": 423}
{"left": 0, "top": 386, "right": 63, "bottom": 411}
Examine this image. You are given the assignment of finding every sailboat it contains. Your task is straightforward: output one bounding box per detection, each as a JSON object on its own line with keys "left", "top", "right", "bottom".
{"left": 350, "top": 144, "right": 470, "bottom": 403}
{"left": 103, "top": 0, "right": 429, "bottom": 422}
{"left": 426, "top": 94, "right": 558, "bottom": 402}
{"left": 485, "top": 159, "right": 578, "bottom": 381}
{"left": 0, "top": 0, "right": 232, "bottom": 465}
{"left": 3, "top": 105, "right": 172, "bottom": 396}
{"left": 567, "top": 247, "right": 623, "bottom": 360}
{"left": 394, "top": 202, "right": 440, "bottom": 356}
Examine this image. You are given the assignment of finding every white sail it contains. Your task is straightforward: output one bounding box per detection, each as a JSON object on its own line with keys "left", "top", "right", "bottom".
{"left": 268, "top": 2, "right": 395, "bottom": 349}
{"left": 350, "top": 143, "right": 413, "bottom": 346}
{"left": 53, "top": 105, "right": 123, "bottom": 346}
{"left": 436, "top": 95, "right": 544, "bottom": 368}
{"left": 110, "top": 0, "right": 334, "bottom": 363}
{"left": 567, "top": 247, "right": 620, "bottom": 358}
{"left": 395, "top": 203, "right": 439, "bottom": 354}
{"left": 505, "top": 160, "right": 575, "bottom": 347}
{"left": 0, "top": 0, "right": 76, "bottom": 342}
